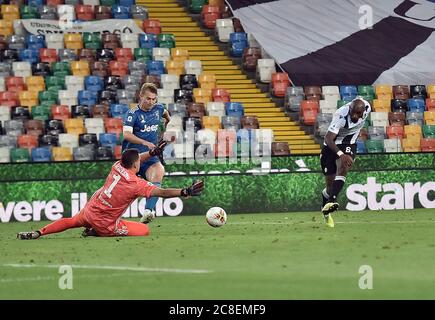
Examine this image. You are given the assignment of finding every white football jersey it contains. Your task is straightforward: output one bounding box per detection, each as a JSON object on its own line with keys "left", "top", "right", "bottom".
{"left": 324, "top": 99, "right": 371, "bottom": 145}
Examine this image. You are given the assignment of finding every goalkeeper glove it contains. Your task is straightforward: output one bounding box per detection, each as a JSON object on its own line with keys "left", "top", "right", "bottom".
{"left": 149, "top": 140, "right": 168, "bottom": 158}
{"left": 181, "top": 180, "right": 204, "bottom": 197}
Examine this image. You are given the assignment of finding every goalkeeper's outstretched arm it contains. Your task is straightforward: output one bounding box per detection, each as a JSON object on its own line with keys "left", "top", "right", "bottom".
{"left": 150, "top": 180, "right": 204, "bottom": 198}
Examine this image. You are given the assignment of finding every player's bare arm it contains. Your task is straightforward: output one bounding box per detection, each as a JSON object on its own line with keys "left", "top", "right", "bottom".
{"left": 162, "top": 109, "right": 171, "bottom": 127}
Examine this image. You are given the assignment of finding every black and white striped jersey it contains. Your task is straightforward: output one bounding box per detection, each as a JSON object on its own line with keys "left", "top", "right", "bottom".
{"left": 324, "top": 99, "right": 371, "bottom": 145}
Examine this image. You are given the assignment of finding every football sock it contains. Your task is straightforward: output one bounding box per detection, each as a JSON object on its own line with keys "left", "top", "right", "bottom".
{"left": 322, "top": 188, "right": 329, "bottom": 207}
{"left": 145, "top": 182, "right": 161, "bottom": 211}
{"left": 329, "top": 176, "right": 346, "bottom": 202}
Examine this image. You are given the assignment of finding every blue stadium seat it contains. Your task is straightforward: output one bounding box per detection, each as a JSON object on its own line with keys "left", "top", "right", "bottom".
{"left": 146, "top": 60, "right": 165, "bottom": 76}
{"left": 28, "top": 0, "right": 44, "bottom": 6}
{"left": 31, "top": 147, "right": 52, "bottom": 162}
{"left": 99, "top": 133, "right": 118, "bottom": 149}
{"left": 120, "top": 0, "right": 135, "bottom": 6}
{"left": 139, "top": 33, "right": 158, "bottom": 49}
{"left": 110, "top": 103, "right": 129, "bottom": 118}
{"left": 19, "top": 49, "right": 39, "bottom": 64}
{"left": 85, "top": 75, "right": 104, "bottom": 92}
{"left": 339, "top": 85, "right": 358, "bottom": 100}
{"left": 225, "top": 102, "right": 244, "bottom": 119}
{"left": 112, "top": 5, "right": 131, "bottom": 19}
{"left": 78, "top": 90, "right": 99, "bottom": 106}
{"left": 26, "top": 35, "right": 45, "bottom": 51}
{"left": 229, "top": 32, "right": 248, "bottom": 57}
{"left": 356, "top": 139, "right": 367, "bottom": 154}
{"left": 407, "top": 98, "right": 425, "bottom": 113}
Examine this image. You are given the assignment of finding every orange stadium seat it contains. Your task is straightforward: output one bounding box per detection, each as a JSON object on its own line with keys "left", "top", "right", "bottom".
{"left": 142, "top": 19, "right": 162, "bottom": 34}
{"left": 198, "top": 73, "right": 216, "bottom": 90}
{"left": 421, "top": 138, "right": 435, "bottom": 152}
{"left": 18, "top": 91, "right": 39, "bottom": 107}
{"left": 212, "top": 88, "right": 230, "bottom": 102}
{"left": 26, "top": 76, "right": 45, "bottom": 92}
{"left": 386, "top": 125, "right": 404, "bottom": 139}
{"left": 193, "top": 88, "right": 212, "bottom": 104}
{"left": 52, "top": 105, "right": 71, "bottom": 121}
{"left": 17, "top": 134, "right": 39, "bottom": 150}
{"left": 401, "top": 138, "right": 420, "bottom": 152}
{"left": 404, "top": 124, "right": 422, "bottom": 139}
{"left": 426, "top": 99, "right": 435, "bottom": 111}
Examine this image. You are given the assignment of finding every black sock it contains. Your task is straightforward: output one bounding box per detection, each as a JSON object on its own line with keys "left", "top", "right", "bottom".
{"left": 329, "top": 176, "right": 346, "bottom": 202}
{"left": 322, "top": 188, "right": 329, "bottom": 207}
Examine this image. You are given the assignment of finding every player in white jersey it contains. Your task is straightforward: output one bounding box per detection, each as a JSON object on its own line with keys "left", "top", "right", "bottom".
{"left": 320, "top": 98, "right": 371, "bottom": 227}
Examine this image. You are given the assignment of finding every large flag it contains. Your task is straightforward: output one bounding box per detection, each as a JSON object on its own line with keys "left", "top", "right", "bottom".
{"left": 226, "top": 0, "right": 435, "bottom": 85}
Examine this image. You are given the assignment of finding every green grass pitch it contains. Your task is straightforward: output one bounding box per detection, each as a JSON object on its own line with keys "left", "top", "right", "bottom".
{"left": 1, "top": 209, "right": 435, "bottom": 299}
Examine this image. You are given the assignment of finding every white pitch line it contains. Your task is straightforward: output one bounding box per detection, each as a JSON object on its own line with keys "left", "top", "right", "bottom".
{"left": 229, "top": 220, "right": 435, "bottom": 225}
{"left": 1, "top": 264, "right": 213, "bottom": 274}
{"left": 0, "top": 273, "right": 137, "bottom": 284}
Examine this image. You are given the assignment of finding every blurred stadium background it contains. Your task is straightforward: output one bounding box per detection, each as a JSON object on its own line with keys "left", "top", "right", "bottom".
{"left": 0, "top": 0, "right": 434, "bottom": 299}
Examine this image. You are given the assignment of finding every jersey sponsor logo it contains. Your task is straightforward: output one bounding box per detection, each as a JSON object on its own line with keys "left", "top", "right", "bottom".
{"left": 140, "top": 124, "right": 159, "bottom": 132}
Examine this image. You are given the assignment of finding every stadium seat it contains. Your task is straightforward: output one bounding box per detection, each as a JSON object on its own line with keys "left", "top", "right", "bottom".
{"left": 32, "top": 62, "right": 51, "bottom": 77}
{"left": 10, "top": 148, "right": 31, "bottom": 162}
{"left": 406, "top": 111, "right": 424, "bottom": 126}
{"left": 214, "top": 129, "right": 236, "bottom": 157}
{"left": 73, "top": 146, "right": 95, "bottom": 161}
{"left": 166, "top": 60, "right": 185, "bottom": 76}
{"left": 300, "top": 100, "right": 319, "bottom": 125}
{"left": 65, "top": 75, "right": 85, "bottom": 92}
{"left": 388, "top": 112, "right": 406, "bottom": 126}
{"left": 319, "top": 100, "right": 336, "bottom": 114}
{"left": 110, "top": 104, "right": 129, "bottom": 119}
{"left": 146, "top": 60, "right": 165, "bottom": 76}
{"left": 183, "top": 117, "right": 202, "bottom": 133}
{"left": 420, "top": 138, "right": 435, "bottom": 152}
{"left": 391, "top": 99, "right": 408, "bottom": 113}
{"left": 370, "top": 112, "right": 389, "bottom": 128}
{"left": 0, "top": 135, "right": 17, "bottom": 148}
{"left": 271, "top": 73, "right": 290, "bottom": 98}
{"left": 24, "top": 119, "right": 44, "bottom": 137}
{"left": 401, "top": 138, "right": 421, "bottom": 152}
{"left": 72, "top": 105, "right": 91, "bottom": 119}
{"left": 185, "top": 60, "right": 202, "bottom": 77}
{"left": 26, "top": 76, "right": 45, "bottom": 92}
{"left": 201, "top": 5, "right": 221, "bottom": 29}
{"left": 18, "top": 91, "right": 38, "bottom": 108}
{"left": 104, "top": 118, "right": 123, "bottom": 137}
{"left": 0, "top": 147, "right": 10, "bottom": 163}
{"left": 229, "top": 32, "right": 248, "bottom": 57}
{"left": 142, "top": 19, "right": 162, "bottom": 35}
{"left": 161, "top": 74, "right": 180, "bottom": 92}
{"left": 174, "top": 89, "right": 194, "bottom": 104}
{"left": 221, "top": 116, "right": 240, "bottom": 131}
{"left": 17, "top": 134, "right": 39, "bottom": 150}
{"left": 193, "top": 88, "right": 212, "bottom": 104}
{"left": 365, "top": 139, "right": 384, "bottom": 153}
{"left": 6, "top": 76, "right": 25, "bottom": 92}
{"left": 373, "top": 99, "right": 391, "bottom": 112}
{"left": 272, "top": 142, "right": 290, "bottom": 156}
{"left": 225, "top": 102, "right": 244, "bottom": 119}
{"left": 52, "top": 146, "right": 73, "bottom": 161}
{"left": 78, "top": 90, "right": 98, "bottom": 106}
{"left": 212, "top": 88, "right": 230, "bottom": 103}
{"left": 241, "top": 116, "right": 259, "bottom": 129}
{"left": 423, "top": 125, "right": 435, "bottom": 138}
{"left": 70, "top": 61, "right": 90, "bottom": 77}
{"left": 383, "top": 138, "right": 402, "bottom": 153}
{"left": 242, "top": 47, "right": 262, "bottom": 71}
{"left": 32, "top": 105, "right": 51, "bottom": 121}
{"left": 31, "top": 147, "right": 52, "bottom": 162}
{"left": 256, "top": 59, "right": 276, "bottom": 83}
{"left": 11, "top": 107, "right": 31, "bottom": 121}
{"left": 426, "top": 99, "right": 435, "bottom": 112}
{"left": 404, "top": 124, "right": 422, "bottom": 139}
{"left": 95, "top": 146, "right": 113, "bottom": 160}
{"left": 386, "top": 125, "right": 404, "bottom": 139}
{"left": 368, "top": 126, "right": 386, "bottom": 140}
{"left": 187, "top": 102, "right": 206, "bottom": 118}
{"left": 216, "top": 19, "right": 234, "bottom": 43}
{"left": 339, "top": 85, "right": 357, "bottom": 100}
{"left": 407, "top": 98, "right": 426, "bottom": 113}
{"left": 285, "top": 86, "right": 304, "bottom": 112}
{"left": 206, "top": 102, "right": 225, "bottom": 117}
{"left": 410, "top": 85, "right": 427, "bottom": 99}
{"left": 198, "top": 73, "right": 216, "bottom": 90}
{"left": 168, "top": 103, "right": 187, "bottom": 118}
{"left": 76, "top": 4, "right": 95, "bottom": 20}
{"left": 393, "top": 85, "right": 410, "bottom": 100}
{"left": 315, "top": 113, "right": 333, "bottom": 137}
{"left": 375, "top": 84, "right": 392, "bottom": 100}
{"left": 202, "top": 116, "right": 221, "bottom": 132}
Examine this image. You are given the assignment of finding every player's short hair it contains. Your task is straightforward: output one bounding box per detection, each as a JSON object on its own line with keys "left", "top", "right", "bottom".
{"left": 139, "top": 82, "right": 158, "bottom": 97}
{"left": 121, "top": 149, "right": 140, "bottom": 169}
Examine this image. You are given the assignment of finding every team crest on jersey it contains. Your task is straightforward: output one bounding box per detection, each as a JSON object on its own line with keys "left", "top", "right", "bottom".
{"left": 140, "top": 115, "right": 145, "bottom": 123}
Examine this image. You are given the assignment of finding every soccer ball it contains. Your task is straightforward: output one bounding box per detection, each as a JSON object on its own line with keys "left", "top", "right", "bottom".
{"left": 206, "top": 207, "right": 227, "bottom": 227}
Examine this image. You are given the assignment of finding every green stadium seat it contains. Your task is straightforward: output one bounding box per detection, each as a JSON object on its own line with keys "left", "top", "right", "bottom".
{"left": 423, "top": 125, "right": 435, "bottom": 138}
{"left": 157, "top": 33, "right": 176, "bottom": 49}
{"left": 365, "top": 139, "right": 384, "bottom": 153}
{"left": 52, "top": 62, "right": 71, "bottom": 77}
{"left": 10, "top": 148, "right": 31, "bottom": 162}
{"left": 134, "top": 48, "right": 152, "bottom": 61}
{"left": 100, "top": 0, "right": 117, "bottom": 6}
{"left": 31, "top": 105, "right": 51, "bottom": 121}
{"left": 358, "top": 85, "right": 375, "bottom": 99}
{"left": 83, "top": 32, "right": 102, "bottom": 50}
{"left": 46, "top": 76, "right": 66, "bottom": 90}
{"left": 39, "top": 90, "right": 58, "bottom": 106}
{"left": 21, "top": 5, "right": 39, "bottom": 19}
{"left": 336, "top": 100, "right": 347, "bottom": 108}
{"left": 189, "top": 0, "right": 207, "bottom": 13}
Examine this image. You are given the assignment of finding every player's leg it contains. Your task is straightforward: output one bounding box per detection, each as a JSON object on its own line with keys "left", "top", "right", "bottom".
{"left": 140, "top": 160, "right": 165, "bottom": 223}
{"left": 328, "top": 145, "right": 356, "bottom": 204}
{"left": 17, "top": 210, "right": 90, "bottom": 240}
{"left": 323, "top": 175, "right": 335, "bottom": 207}
{"left": 115, "top": 220, "right": 150, "bottom": 236}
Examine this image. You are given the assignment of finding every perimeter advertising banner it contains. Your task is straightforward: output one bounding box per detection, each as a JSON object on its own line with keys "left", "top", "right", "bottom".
{"left": 0, "top": 154, "right": 434, "bottom": 222}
